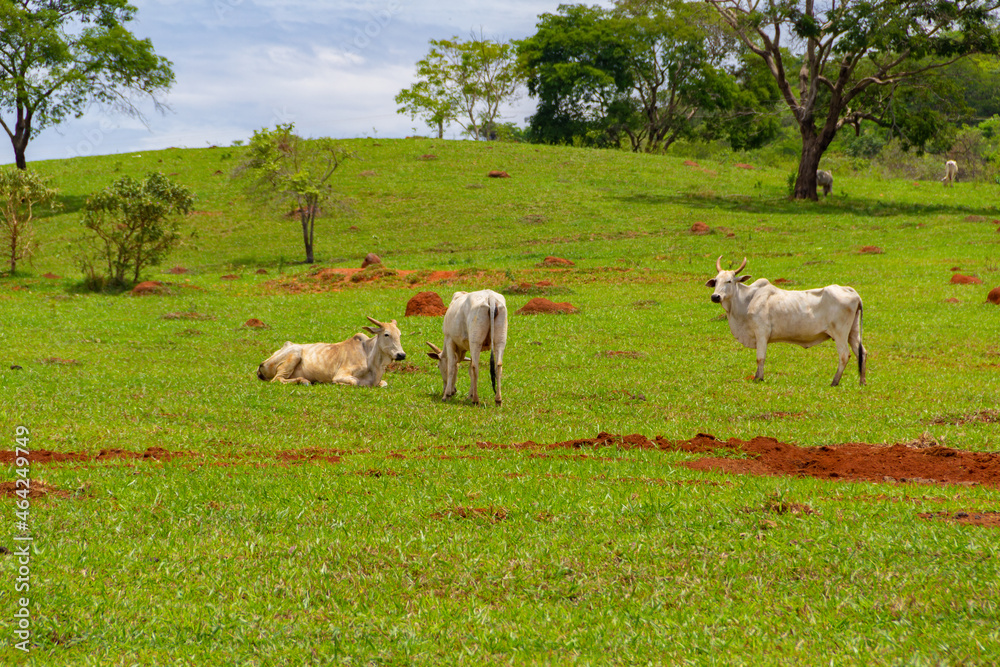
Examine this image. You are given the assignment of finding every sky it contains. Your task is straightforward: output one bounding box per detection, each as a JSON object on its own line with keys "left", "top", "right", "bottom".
{"left": 2, "top": 0, "right": 613, "bottom": 165}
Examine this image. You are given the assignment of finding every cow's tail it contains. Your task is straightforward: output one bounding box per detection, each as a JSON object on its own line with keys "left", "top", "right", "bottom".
{"left": 489, "top": 301, "right": 497, "bottom": 394}
{"left": 854, "top": 301, "right": 866, "bottom": 384}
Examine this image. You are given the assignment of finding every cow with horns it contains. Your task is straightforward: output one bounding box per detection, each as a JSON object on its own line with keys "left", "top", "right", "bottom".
{"left": 705, "top": 257, "right": 866, "bottom": 386}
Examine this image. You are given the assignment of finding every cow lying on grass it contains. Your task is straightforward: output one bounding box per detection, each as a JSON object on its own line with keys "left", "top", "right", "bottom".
{"left": 706, "top": 257, "right": 866, "bottom": 386}
{"left": 257, "top": 316, "right": 405, "bottom": 386}
{"left": 426, "top": 290, "right": 507, "bottom": 405}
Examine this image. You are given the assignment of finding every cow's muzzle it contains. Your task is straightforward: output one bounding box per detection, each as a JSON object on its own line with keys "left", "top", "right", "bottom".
{"left": 395, "top": 352, "right": 406, "bottom": 361}
{"left": 711, "top": 294, "right": 721, "bottom": 304}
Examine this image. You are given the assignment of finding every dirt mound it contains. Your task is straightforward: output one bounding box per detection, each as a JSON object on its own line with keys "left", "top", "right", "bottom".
{"left": 0, "top": 480, "right": 69, "bottom": 499}
{"left": 690, "top": 222, "right": 711, "bottom": 235}
{"left": 243, "top": 318, "right": 268, "bottom": 328}
{"left": 42, "top": 273, "right": 61, "bottom": 279}
{"left": 987, "top": 286, "right": 1000, "bottom": 304}
{"left": 131, "top": 281, "right": 169, "bottom": 296}
{"left": 859, "top": 246, "right": 883, "bottom": 254}
{"left": 536, "top": 256, "right": 575, "bottom": 268}
{"left": 477, "top": 432, "right": 1000, "bottom": 488}
{"left": 167, "top": 266, "right": 190, "bottom": 274}
{"left": 220, "top": 274, "right": 240, "bottom": 281}
{"left": 406, "top": 291, "right": 447, "bottom": 316}
{"left": 517, "top": 298, "right": 578, "bottom": 314}
{"left": 0, "top": 447, "right": 186, "bottom": 465}
{"left": 951, "top": 273, "right": 982, "bottom": 285}
{"left": 487, "top": 170, "right": 510, "bottom": 178}
{"left": 256, "top": 268, "right": 269, "bottom": 275}
{"left": 361, "top": 253, "right": 382, "bottom": 268}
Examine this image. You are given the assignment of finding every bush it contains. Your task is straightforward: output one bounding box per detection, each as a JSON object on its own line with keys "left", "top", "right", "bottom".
{"left": 80, "top": 172, "right": 193, "bottom": 288}
{"left": 0, "top": 168, "right": 59, "bottom": 274}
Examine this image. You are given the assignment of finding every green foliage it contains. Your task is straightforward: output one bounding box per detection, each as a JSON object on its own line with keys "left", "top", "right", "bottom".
{"left": 395, "top": 35, "right": 522, "bottom": 140}
{"left": 80, "top": 171, "right": 193, "bottom": 287}
{"left": 234, "top": 123, "right": 352, "bottom": 264}
{"left": 0, "top": 167, "right": 58, "bottom": 273}
{"left": 705, "top": 0, "right": 1000, "bottom": 199}
{"left": 0, "top": 0, "right": 174, "bottom": 169}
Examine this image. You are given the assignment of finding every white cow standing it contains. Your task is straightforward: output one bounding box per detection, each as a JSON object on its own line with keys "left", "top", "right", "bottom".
{"left": 942, "top": 160, "right": 958, "bottom": 186}
{"left": 426, "top": 290, "right": 507, "bottom": 405}
{"left": 706, "top": 257, "right": 866, "bottom": 386}
{"left": 257, "top": 316, "right": 406, "bottom": 386}
{"left": 816, "top": 170, "right": 833, "bottom": 196}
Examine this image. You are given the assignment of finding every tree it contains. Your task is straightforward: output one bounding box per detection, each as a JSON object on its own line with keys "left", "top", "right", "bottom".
{"left": 81, "top": 172, "right": 192, "bottom": 287}
{"left": 704, "top": 0, "right": 1000, "bottom": 199}
{"left": 395, "top": 34, "right": 523, "bottom": 140}
{"left": 517, "top": 2, "right": 775, "bottom": 151}
{"left": 235, "top": 123, "right": 351, "bottom": 264}
{"left": 0, "top": 0, "right": 174, "bottom": 169}
{"left": 0, "top": 167, "right": 57, "bottom": 274}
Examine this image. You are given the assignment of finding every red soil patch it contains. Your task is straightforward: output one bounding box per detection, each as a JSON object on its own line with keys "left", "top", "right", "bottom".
{"left": 477, "top": 432, "right": 1000, "bottom": 488}
{"left": 167, "top": 266, "right": 190, "bottom": 274}
{"left": 859, "top": 246, "right": 883, "bottom": 254}
{"left": 244, "top": 318, "right": 268, "bottom": 328}
{"left": 684, "top": 160, "right": 700, "bottom": 168}
{"left": 40, "top": 357, "right": 79, "bottom": 366}
{"left": 423, "top": 270, "right": 458, "bottom": 283}
{"left": 987, "top": 286, "right": 1000, "bottom": 304}
{"left": 220, "top": 274, "right": 240, "bottom": 280}
{"left": 690, "top": 221, "right": 711, "bottom": 235}
{"left": 517, "top": 297, "right": 578, "bottom": 314}
{"left": 734, "top": 163, "right": 755, "bottom": 170}
{"left": 487, "top": 170, "right": 510, "bottom": 178}
{"left": 536, "top": 256, "right": 575, "bottom": 267}
{"left": 131, "top": 280, "right": 169, "bottom": 296}
{"left": 256, "top": 268, "right": 269, "bottom": 274}
{"left": 42, "top": 273, "right": 61, "bottom": 279}
{"left": 951, "top": 273, "right": 982, "bottom": 284}
{"left": 406, "top": 291, "right": 447, "bottom": 316}
{"left": 0, "top": 447, "right": 186, "bottom": 465}
{"left": 918, "top": 511, "right": 1000, "bottom": 528}
{"left": 0, "top": 480, "right": 69, "bottom": 499}
{"left": 275, "top": 449, "right": 343, "bottom": 464}
{"left": 361, "top": 253, "right": 382, "bottom": 268}
{"left": 773, "top": 278, "right": 792, "bottom": 285}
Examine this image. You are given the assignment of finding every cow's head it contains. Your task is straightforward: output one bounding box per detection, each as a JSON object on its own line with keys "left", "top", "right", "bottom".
{"left": 426, "top": 342, "right": 470, "bottom": 380}
{"left": 363, "top": 316, "right": 406, "bottom": 361}
{"left": 705, "top": 256, "right": 751, "bottom": 305}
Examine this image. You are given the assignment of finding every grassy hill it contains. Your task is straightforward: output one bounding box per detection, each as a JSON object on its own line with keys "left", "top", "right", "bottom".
{"left": 2, "top": 140, "right": 1000, "bottom": 664}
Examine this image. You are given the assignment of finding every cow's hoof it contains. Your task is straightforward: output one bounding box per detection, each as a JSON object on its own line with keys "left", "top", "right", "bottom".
{"left": 495, "top": 398, "right": 502, "bottom": 406}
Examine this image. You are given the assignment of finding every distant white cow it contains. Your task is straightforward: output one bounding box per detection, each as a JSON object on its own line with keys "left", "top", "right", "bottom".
{"left": 942, "top": 160, "right": 958, "bottom": 186}
{"left": 257, "top": 316, "right": 405, "bottom": 386}
{"left": 426, "top": 290, "right": 507, "bottom": 405}
{"left": 706, "top": 257, "right": 866, "bottom": 386}
{"left": 816, "top": 170, "right": 833, "bottom": 196}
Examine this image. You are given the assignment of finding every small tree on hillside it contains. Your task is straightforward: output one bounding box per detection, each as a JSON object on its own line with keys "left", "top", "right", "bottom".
{"left": 396, "top": 34, "right": 523, "bottom": 140}
{"left": 0, "top": 167, "right": 58, "bottom": 274}
{"left": 234, "top": 123, "right": 351, "bottom": 264}
{"left": 81, "top": 172, "right": 193, "bottom": 287}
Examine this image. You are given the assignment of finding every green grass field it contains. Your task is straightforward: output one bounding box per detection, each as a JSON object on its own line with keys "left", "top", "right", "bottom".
{"left": 1, "top": 139, "right": 999, "bottom": 664}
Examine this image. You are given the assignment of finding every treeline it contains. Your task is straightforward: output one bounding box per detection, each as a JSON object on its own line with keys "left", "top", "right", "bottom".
{"left": 396, "top": 0, "right": 1000, "bottom": 199}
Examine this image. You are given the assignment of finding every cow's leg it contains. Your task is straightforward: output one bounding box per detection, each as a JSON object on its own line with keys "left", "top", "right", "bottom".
{"left": 493, "top": 352, "right": 502, "bottom": 406}
{"left": 270, "top": 348, "right": 309, "bottom": 385}
{"left": 467, "top": 344, "right": 481, "bottom": 404}
{"left": 331, "top": 374, "right": 360, "bottom": 386}
{"left": 754, "top": 340, "right": 767, "bottom": 381}
{"left": 831, "top": 337, "right": 850, "bottom": 387}
{"left": 443, "top": 344, "right": 459, "bottom": 399}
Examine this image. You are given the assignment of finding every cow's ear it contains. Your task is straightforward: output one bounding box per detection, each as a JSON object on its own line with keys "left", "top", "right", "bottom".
{"left": 426, "top": 351, "right": 441, "bottom": 360}
{"left": 362, "top": 326, "right": 379, "bottom": 335}
{"left": 737, "top": 274, "right": 752, "bottom": 283}
{"left": 705, "top": 278, "right": 716, "bottom": 288}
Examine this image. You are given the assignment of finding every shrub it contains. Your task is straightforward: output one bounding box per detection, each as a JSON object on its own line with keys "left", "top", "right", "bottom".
{"left": 80, "top": 172, "right": 193, "bottom": 288}
{"left": 0, "top": 168, "right": 59, "bottom": 274}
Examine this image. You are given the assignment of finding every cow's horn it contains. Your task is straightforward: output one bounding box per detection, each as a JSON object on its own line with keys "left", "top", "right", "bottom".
{"left": 734, "top": 257, "right": 748, "bottom": 275}
{"left": 366, "top": 315, "right": 384, "bottom": 328}
{"left": 426, "top": 342, "right": 442, "bottom": 354}
{"left": 716, "top": 256, "right": 723, "bottom": 272}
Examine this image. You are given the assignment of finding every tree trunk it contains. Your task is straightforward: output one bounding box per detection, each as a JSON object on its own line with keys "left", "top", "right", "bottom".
{"left": 300, "top": 213, "right": 313, "bottom": 264}
{"left": 793, "top": 129, "right": 824, "bottom": 201}
{"left": 11, "top": 114, "right": 31, "bottom": 170}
